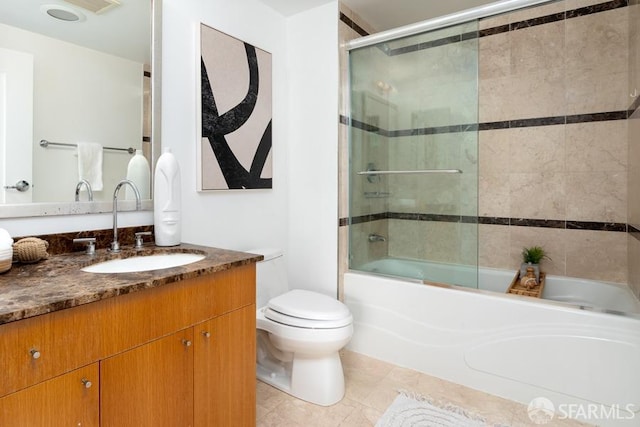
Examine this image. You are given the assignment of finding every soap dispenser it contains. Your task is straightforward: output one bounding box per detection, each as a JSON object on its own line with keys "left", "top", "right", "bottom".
{"left": 154, "top": 148, "right": 181, "bottom": 246}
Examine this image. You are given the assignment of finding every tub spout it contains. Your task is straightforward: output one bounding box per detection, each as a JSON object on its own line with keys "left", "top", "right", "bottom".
{"left": 368, "top": 233, "right": 386, "bottom": 242}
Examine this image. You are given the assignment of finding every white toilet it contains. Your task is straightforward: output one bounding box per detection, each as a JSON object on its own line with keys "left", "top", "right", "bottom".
{"left": 251, "top": 248, "right": 353, "bottom": 406}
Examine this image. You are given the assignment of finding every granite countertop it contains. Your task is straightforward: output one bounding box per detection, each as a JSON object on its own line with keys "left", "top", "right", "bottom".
{"left": 0, "top": 243, "right": 262, "bottom": 326}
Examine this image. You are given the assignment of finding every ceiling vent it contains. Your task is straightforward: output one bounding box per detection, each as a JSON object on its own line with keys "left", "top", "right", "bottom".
{"left": 63, "top": 0, "right": 121, "bottom": 14}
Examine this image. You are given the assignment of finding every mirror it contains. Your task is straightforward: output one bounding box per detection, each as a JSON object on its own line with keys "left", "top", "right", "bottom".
{"left": 0, "top": 0, "right": 161, "bottom": 217}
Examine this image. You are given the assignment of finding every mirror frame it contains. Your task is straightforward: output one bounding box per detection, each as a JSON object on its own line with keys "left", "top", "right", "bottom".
{"left": 0, "top": 0, "right": 161, "bottom": 218}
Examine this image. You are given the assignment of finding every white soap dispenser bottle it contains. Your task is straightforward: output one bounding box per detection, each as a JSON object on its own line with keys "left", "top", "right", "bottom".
{"left": 154, "top": 147, "right": 181, "bottom": 246}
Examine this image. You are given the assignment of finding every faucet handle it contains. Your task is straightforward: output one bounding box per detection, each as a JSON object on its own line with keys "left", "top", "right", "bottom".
{"left": 73, "top": 237, "right": 96, "bottom": 255}
{"left": 134, "top": 231, "right": 153, "bottom": 249}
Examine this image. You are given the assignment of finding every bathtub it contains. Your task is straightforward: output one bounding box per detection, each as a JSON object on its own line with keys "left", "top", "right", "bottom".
{"left": 344, "top": 259, "right": 640, "bottom": 426}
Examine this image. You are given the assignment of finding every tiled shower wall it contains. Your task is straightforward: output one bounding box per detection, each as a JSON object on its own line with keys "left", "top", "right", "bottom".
{"left": 478, "top": 0, "right": 630, "bottom": 283}
{"left": 339, "top": 0, "right": 637, "bottom": 292}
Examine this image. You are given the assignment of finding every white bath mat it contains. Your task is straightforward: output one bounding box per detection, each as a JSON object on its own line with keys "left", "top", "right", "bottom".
{"left": 376, "top": 390, "right": 506, "bottom": 427}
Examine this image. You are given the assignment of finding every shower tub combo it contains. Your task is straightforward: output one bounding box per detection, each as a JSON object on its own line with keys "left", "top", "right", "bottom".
{"left": 344, "top": 262, "right": 640, "bottom": 426}
{"left": 343, "top": 0, "right": 640, "bottom": 424}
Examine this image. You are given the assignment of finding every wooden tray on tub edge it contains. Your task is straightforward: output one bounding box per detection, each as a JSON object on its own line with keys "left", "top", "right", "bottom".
{"left": 506, "top": 270, "right": 545, "bottom": 298}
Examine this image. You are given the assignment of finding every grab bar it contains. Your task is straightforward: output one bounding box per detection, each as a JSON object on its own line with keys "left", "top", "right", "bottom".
{"left": 358, "top": 169, "right": 462, "bottom": 175}
{"left": 40, "top": 139, "right": 135, "bottom": 154}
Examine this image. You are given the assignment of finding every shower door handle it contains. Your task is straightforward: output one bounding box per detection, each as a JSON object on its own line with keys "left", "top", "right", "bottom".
{"left": 357, "top": 169, "right": 462, "bottom": 175}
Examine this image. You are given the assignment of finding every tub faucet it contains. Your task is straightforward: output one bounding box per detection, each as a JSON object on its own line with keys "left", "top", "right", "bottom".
{"left": 75, "top": 179, "right": 93, "bottom": 201}
{"left": 111, "top": 179, "right": 141, "bottom": 253}
{"left": 368, "top": 233, "right": 386, "bottom": 242}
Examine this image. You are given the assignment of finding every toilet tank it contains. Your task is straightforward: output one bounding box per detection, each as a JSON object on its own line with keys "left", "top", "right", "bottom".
{"left": 248, "top": 248, "right": 289, "bottom": 309}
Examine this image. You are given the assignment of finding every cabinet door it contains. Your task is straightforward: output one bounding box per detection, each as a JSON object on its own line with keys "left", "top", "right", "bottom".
{"left": 0, "top": 363, "right": 99, "bottom": 427}
{"left": 194, "top": 304, "right": 256, "bottom": 427}
{"left": 101, "top": 329, "right": 194, "bottom": 427}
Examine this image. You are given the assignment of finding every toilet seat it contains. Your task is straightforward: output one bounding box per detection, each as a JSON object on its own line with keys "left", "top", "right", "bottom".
{"left": 265, "top": 289, "right": 352, "bottom": 329}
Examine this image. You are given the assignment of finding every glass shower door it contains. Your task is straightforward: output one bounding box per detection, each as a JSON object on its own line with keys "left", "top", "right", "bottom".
{"left": 348, "top": 21, "right": 479, "bottom": 288}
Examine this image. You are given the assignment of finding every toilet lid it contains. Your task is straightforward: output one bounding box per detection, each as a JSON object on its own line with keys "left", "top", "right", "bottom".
{"left": 266, "top": 289, "right": 352, "bottom": 328}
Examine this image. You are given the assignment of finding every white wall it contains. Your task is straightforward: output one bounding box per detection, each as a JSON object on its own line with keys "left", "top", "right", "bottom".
{"left": 286, "top": 3, "right": 340, "bottom": 297}
{"left": 161, "top": 0, "right": 289, "bottom": 253}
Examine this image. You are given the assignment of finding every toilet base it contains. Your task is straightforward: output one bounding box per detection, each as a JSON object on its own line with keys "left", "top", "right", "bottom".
{"left": 257, "top": 352, "right": 346, "bottom": 406}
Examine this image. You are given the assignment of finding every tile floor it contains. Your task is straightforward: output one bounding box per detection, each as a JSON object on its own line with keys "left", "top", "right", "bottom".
{"left": 256, "top": 350, "right": 589, "bottom": 427}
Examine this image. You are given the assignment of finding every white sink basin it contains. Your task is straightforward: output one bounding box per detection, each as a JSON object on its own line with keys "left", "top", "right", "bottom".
{"left": 82, "top": 253, "right": 206, "bottom": 273}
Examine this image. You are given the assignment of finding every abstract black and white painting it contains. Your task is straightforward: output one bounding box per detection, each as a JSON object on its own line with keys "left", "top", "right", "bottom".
{"left": 198, "top": 24, "right": 272, "bottom": 190}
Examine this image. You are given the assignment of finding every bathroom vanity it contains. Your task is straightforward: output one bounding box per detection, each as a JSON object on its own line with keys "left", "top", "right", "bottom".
{"left": 0, "top": 244, "right": 260, "bottom": 427}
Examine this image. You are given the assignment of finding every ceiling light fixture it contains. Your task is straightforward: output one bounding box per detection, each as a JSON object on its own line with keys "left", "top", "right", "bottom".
{"left": 40, "top": 4, "right": 85, "bottom": 22}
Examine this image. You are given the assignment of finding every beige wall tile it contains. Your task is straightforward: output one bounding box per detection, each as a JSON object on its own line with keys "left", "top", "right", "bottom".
{"left": 479, "top": 224, "right": 511, "bottom": 269}
{"left": 508, "top": 125, "right": 565, "bottom": 173}
{"left": 565, "top": 121, "right": 627, "bottom": 172}
{"left": 350, "top": 220, "right": 389, "bottom": 269}
{"left": 479, "top": 13, "right": 509, "bottom": 31}
{"left": 565, "top": 8, "right": 628, "bottom": 74}
{"left": 565, "top": 171, "right": 627, "bottom": 223}
{"left": 424, "top": 221, "right": 466, "bottom": 264}
{"left": 387, "top": 219, "right": 427, "bottom": 260}
{"left": 510, "top": 172, "right": 566, "bottom": 220}
{"left": 510, "top": 21, "right": 565, "bottom": 76}
{"left": 565, "top": 69, "right": 630, "bottom": 115}
{"left": 479, "top": 173, "right": 511, "bottom": 217}
{"left": 509, "top": 226, "right": 567, "bottom": 276}
{"left": 338, "top": 225, "right": 348, "bottom": 300}
{"left": 479, "top": 69, "right": 565, "bottom": 122}
{"left": 479, "top": 33, "right": 510, "bottom": 80}
{"left": 565, "top": 0, "right": 610, "bottom": 9}
{"left": 565, "top": 229, "right": 628, "bottom": 283}
{"left": 479, "top": 129, "right": 511, "bottom": 174}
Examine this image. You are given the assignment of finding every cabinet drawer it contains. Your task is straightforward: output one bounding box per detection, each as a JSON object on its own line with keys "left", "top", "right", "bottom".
{"left": 0, "top": 303, "right": 103, "bottom": 397}
{"left": 0, "top": 363, "right": 99, "bottom": 427}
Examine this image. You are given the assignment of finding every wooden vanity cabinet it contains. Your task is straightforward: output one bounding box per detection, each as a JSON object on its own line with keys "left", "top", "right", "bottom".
{"left": 0, "top": 363, "right": 99, "bottom": 427}
{"left": 101, "top": 329, "right": 195, "bottom": 427}
{"left": 194, "top": 304, "right": 256, "bottom": 426}
{"left": 0, "top": 263, "right": 256, "bottom": 427}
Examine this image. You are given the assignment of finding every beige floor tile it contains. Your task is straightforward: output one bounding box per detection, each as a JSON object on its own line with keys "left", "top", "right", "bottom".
{"left": 257, "top": 351, "right": 591, "bottom": 427}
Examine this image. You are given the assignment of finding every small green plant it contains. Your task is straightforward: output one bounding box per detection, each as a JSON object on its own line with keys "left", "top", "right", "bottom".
{"left": 521, "top": 246, "right": 549, "bottom": 264}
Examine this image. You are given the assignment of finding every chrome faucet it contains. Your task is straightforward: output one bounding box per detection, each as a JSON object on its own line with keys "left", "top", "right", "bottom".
{"left": 111, "top": 179, "right": 141, "bottom": 253}
{"left": 75, "top": 179, "right": 93, "bottom": 201}
{"left": 368, "top": 233, "right": 386, "bottom": 242}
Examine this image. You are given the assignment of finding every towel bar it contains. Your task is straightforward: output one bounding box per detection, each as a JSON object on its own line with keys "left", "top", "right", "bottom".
{"left": 39, "top": 139, "right": 135, "bottom": 154}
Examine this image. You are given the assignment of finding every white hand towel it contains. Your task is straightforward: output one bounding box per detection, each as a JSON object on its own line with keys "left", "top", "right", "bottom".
{"left": 77, "top": 142, "right": 103, "bottom": 191}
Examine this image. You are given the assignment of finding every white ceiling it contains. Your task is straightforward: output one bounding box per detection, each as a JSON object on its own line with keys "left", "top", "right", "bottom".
{"left": 0, "top": 0, "right": 151, "bottom": 64}
{"left": 258, "top": 0, "right": 499, "bottom": 32}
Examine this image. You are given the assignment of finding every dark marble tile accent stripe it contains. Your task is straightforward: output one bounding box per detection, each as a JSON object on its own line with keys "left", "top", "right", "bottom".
{"left": 350, "top": 118, "right": 385, "bottom": 134}
{"left": 144, "top": 71, "right": 151, "bottom": 78}
{"left": 511, "top": 218, "right": 566, "bottom": 229}
{"left": 384, "top": 1, "right": 627, "bottom": 56}
{"left": 566, "top": 0, "right": 628, "bottom": 19}
{"left": 478, "top": 121, "right": 510, "bottom": 131}
{"left": 478, "top": 216, "right": 511, "bottom": 226}
{"left": 566, "top": 111, "right": 627, "bottom": 124}
{"left": 340, "top": 214, "right": 628, "bottom": 233}
{"left": 510, "top": 12, "right": 565, "bottom": 30}
{"left": 339, "top": 114, "right": 349, "bottom": 125}
{"left": 339, "top": 12, "right": 370, "bottom": 37}
{"left": 352, "top": 110, "right": 629, "bottom": 138}
{"left": 143, "top": 136, "right": 151, "bottom": 142}
{"left": 348, "top": 212, "right": 388, "bottom": 225}
{"left": 510, "top": 116, "right": 566, "bottom": 128}
{"left": 567, "top": 221, "right": 627, "bottom": 232}
{"left": 388, "top": 35, "right": 463, "bottom": 56}
{"left": 389, "top": 123, "right": 478, "bottom": 137}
